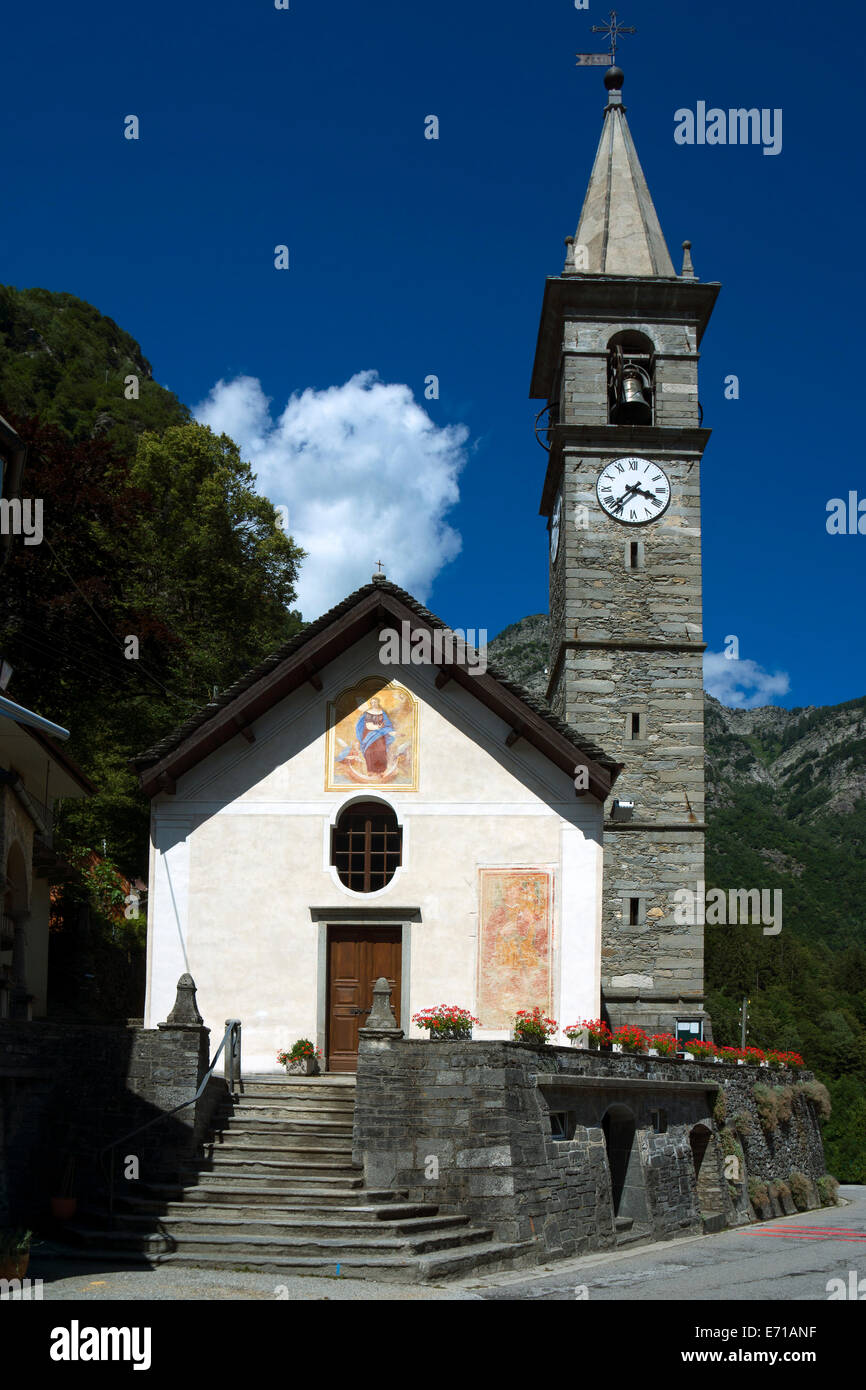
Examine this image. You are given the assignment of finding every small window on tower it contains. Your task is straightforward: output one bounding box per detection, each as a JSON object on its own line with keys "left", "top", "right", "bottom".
{"left": 628, "top": 898, "right": 641, "bottom": 926}
{"left": 628, "top": 711, "right": 645, "bottom": 740}
{"left": 627, "top": 540, "right": 645, "bottom": 570}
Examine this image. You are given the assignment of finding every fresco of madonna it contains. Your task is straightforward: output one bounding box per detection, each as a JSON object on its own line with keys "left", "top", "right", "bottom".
{"left": 326, "top": 679, "right": 418, "bottom": 791}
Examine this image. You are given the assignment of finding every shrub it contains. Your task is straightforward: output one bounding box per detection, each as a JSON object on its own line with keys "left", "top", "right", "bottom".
{"left": 748, "top": 1178, "right": 769, "bottom": 1207}
{"left": 713, "top": 1089, "right": 727, "bottom": 1126}
{"left": 798, "top": 1080, "right": 832, "bottom": 1121}
{"left": 788, "top": 1171, "right": 811, "bottom": 1211}
{"left": 753, "top": 1083, "right": 778, "bottom": 1133}
{"left": 817, "top": 1175, "right": 840, "bottom": 1206}
{"left": 774, "top": 1086, "right": 794, "bottom": 1126}
{"left": 753, "top": 1084, "right": 794, "bottom": 1132}
{"left": 733, "top": 1110, "right": 754, "bottom": 1138}
{"left": 774, "top": 1181, "right": 792, "bottom": 1207}
{"left": 0, "top": 1230, "right": 31, "bottom": 1257}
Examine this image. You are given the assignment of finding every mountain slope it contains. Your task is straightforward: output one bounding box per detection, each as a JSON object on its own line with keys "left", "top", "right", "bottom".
{"left": 0, "top": 284, "right": 188, "bottom": 451}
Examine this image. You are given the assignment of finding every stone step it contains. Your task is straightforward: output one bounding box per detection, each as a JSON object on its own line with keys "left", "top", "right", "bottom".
{"left": 206, "top": 1132, "right": 354, "bottom": 1153}
{"left": 191, "top": 1152, "right": 358, "bottom": 1174}
{"left": 50, "top": 1239, "right": 531, "bottom": 1282}
{"left": 225, "top": 1106, "right": 358, "bottom": 1128}
{"left": 96, "top": 1210, "right": 474, "bottom": 1240}
{"left": 239, "top": 1081, "right": 355, "bottom": 1099}
{"left": 226, "top": 1106, "right": 355, "bottom": 1124}
{"left": 181, "top": 1168, "right": 365, "bottom": 1190}
{"left": 65, "top": 1226, "right": 498, "bottom": 1259}
{"left": 112, "top": 1198, "right": 431, "bottom": 1223}
{"left": 127, "top": 1181, "right": 403, "bottom": 1207}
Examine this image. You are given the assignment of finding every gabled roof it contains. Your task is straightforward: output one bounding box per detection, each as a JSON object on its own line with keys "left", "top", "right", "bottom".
{"left": 133, "top": 578, "right": 621, "bottom": 802}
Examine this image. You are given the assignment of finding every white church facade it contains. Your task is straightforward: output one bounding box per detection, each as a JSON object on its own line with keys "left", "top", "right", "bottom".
{"left": 136, "top": 583, "right": 620, "bottom": 1073}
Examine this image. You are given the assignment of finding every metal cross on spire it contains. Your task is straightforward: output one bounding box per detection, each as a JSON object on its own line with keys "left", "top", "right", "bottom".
{"left": 576, "top": 9, "right": 637, "bottom": 67}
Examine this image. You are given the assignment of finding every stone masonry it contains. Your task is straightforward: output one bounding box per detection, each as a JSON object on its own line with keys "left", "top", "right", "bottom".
{"left": 353, "top": 1037, "right": 828, "bottom": 1266}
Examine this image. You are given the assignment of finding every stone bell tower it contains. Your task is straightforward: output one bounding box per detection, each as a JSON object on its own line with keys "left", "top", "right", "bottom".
{"left": 531, "top": 65, "right": 720, "bottom": 1038}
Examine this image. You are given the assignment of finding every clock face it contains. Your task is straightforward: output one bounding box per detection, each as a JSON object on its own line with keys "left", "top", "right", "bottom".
{"left": 596, "top": 457, "right": 671, "bottom": 525}
{"left": 550, "top": 492, "right": 562, "bottom": 560}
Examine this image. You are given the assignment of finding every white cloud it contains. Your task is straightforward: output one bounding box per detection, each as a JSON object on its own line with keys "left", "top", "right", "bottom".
{"left": 194, "top": 371, "right": 468, "bottom": 619}
{"left": 703, "top": 651, "right": 791, "bottom": 709}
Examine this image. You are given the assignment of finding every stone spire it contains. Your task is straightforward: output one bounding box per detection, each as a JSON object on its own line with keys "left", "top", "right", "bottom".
{"left": 567, "top": 67, "right": 675, "bottom": 278}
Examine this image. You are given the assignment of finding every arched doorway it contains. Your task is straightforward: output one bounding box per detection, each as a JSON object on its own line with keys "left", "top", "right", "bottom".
{"left": 690, "top": 1122, "right": 724, "bottom": 1218}
{"left": 602, "top": 1104, "right": 648, "bottom": 1225}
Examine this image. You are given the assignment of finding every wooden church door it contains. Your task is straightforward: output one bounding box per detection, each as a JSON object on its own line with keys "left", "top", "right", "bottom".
{"left": 327, "top": 925, "right": 402, "bottom": 1072}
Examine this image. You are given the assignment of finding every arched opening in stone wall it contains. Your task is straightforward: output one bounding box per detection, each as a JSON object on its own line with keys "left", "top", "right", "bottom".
{"left": 602, "top": 1104, "right": 648, "bottom": 1226}
{"left": 690, "top": 1122, "right": 724, "bottom": 1218}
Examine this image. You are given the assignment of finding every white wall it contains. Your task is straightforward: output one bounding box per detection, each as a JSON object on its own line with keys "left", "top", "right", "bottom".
{"left": 144, "top": 634, "right": 604, "bottom": 1071}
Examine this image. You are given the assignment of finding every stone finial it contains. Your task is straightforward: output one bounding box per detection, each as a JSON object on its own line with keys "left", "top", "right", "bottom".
{"left": 681, "top": 240, "right": 697, "bottom": 279}
{"left": 162, "top": 973, "right": 204, "bottom": 1027}
{"left": 359, "top": 976, "right": 403, "bottom": 1038}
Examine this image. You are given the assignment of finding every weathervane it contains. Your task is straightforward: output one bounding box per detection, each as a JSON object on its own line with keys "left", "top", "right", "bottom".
{"left": 576, "top": 9, "right": 636, "bottom": 67}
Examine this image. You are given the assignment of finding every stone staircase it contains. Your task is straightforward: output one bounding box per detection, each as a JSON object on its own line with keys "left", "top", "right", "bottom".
{"left": 60, "top": 1075, "right": 529, "bottom": 1282}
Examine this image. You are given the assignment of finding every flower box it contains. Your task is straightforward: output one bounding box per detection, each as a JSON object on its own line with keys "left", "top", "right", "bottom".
{"left": 277, "top": 1040, "right": 322, "bottom": 1075}
{"left": 413, "top": 1006, "right": 480, "bottom": 1042}
{"left": 285, "top": 1055, "right": 319, "bottom": 1076}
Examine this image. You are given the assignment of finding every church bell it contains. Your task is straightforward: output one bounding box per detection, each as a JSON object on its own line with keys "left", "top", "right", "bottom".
{"left": 612, "top": 364, "right": 653, "bottom": 425}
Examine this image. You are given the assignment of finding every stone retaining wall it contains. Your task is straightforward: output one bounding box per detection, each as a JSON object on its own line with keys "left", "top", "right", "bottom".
{"left": 353, "top": 1039, "right": 829, "bottom": 1263}
{"left": 0, "top": 1015, "right": 224, "bottom": 1227}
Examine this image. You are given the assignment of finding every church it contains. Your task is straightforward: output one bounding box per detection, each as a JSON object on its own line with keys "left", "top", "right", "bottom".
{"left": 135, "top": 63, "right": 715, "bottom": 1077}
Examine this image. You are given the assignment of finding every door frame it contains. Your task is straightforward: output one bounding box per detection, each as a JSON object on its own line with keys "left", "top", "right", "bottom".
{"left": 311, "top": 907, "right": 419, "bottom": 1068}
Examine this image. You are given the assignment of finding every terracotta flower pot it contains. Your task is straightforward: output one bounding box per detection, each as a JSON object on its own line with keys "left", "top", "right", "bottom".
{"left": 50, "top": 1196, "right": 77, "bottom": 1221}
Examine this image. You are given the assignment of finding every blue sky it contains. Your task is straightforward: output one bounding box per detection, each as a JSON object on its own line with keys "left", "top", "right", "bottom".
{"left": 3, "top": 0, "right": 864, "bottom": 710}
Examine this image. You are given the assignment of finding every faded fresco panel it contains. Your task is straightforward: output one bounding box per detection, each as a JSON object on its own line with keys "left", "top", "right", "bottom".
{"left": 326, "top": 678, "right": 418, "bottom": 791}
{"left": 477, "top": 868, "right": 554, "bottom": 1029}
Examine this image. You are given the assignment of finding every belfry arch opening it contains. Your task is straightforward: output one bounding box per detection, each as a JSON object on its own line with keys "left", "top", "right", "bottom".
{"left": 607, "top": 330, "right": 655, "bottom": 425}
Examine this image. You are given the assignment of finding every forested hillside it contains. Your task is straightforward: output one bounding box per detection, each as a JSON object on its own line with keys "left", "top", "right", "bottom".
{"left": 0, "top": 287, "right": 305, "bottom": 1017}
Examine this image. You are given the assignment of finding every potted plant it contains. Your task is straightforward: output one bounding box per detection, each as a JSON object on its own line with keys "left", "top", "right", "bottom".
{"left": 783, "top": 1051, "right": 805, "bottom": 1069}
{"left": 683, "top": 1039, "right": 718, "bottom": 1063}
{"left": 742, "top": 1045, "right": 767, "bottom": 1068}
{"left": 277, "top": 1040, "right": 322, "bottom": 1076}
{"left": 766, "top": 1049, "right": 788, "bottom": 1069}
{"left": 719, "top": 1046, "right": 747, "bottom": 1066}
{"left": 578, "top": 1018, "right": 612, "bottom": 1051}
{"left": 412, "top": 1005, "right": 480, "bottom": 1040}
{"left": 564, "top": 1021, "right": 585, "bottom": 1047}
{"left": 51, "top": 1153, "right": 77, "bottom": 1221}
{"left": 0, "top": 1230, "right": 31, "bottom": 1280}
{"left": 612, "top": 1024, "right": 649, "bottom": 1055}
{"left": 513, "top": 1007, "right": 557, "bottom": 1045}
{"left": 649, "top": 1032, "right": 678, "bottom": 1058}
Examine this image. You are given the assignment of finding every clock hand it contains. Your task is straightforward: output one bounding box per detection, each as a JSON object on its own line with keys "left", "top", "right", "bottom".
{"left": 612, "top": 483, "right": 641, "bottom": 513}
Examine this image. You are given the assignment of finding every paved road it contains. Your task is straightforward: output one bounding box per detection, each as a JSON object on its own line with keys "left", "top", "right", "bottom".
{"left": 25, "top": 1187, "right": 865, "bottom": 1302}
{"left": 459, "top": 1186, "right": 866, "bottom": 1301}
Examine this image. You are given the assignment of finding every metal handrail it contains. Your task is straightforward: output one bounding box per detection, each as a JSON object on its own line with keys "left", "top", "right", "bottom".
{"left": 99, "top": 1018, "right": 242, "bottom": 1227}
